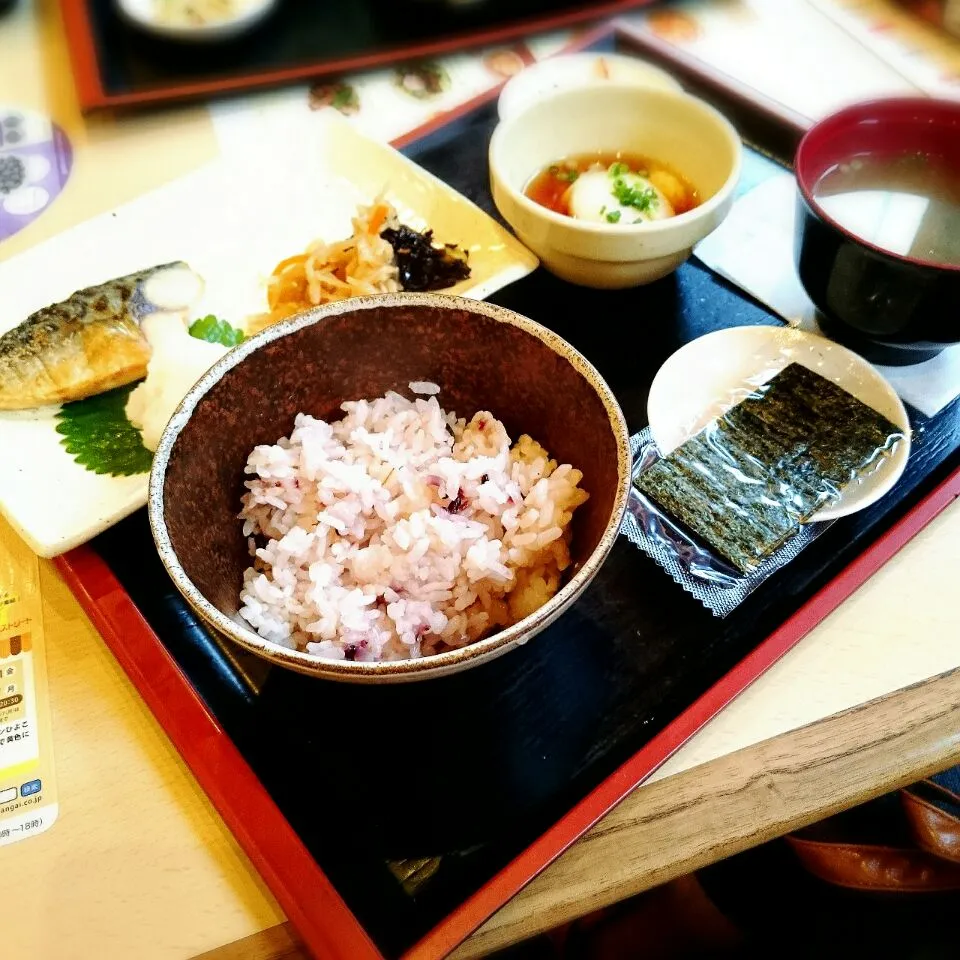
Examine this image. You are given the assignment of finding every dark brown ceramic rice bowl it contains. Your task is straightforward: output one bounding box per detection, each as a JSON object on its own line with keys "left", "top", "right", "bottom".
{"left": 148, "top": 293, "right": 631, "bottom": 683}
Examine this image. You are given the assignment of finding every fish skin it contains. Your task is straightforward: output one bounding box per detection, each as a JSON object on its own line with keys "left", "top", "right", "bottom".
{"left": 0, "top": 262, "right": 197, "bottom": 410}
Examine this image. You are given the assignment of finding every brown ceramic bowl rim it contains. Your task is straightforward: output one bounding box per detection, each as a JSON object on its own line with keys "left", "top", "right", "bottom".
{"left": 148, "top": 292, "right": 632, "bottom": 680}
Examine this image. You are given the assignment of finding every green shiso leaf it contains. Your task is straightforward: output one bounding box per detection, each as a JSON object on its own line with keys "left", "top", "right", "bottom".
{"left": 56, "top": 314, "right": 244, "bottom": 476}
{"left": 55, "top": 384, "right": 153, "bottom": 478}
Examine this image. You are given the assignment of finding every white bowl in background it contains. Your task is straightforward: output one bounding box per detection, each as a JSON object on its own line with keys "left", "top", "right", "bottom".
{"left": 497, "top": 52, "right": 683, "bottom": 121}
{"left": 116, "top": 0, "right": 278, "bottom": 42}
{"left": 489, "top": 83, "right": 742, "bottom": 288}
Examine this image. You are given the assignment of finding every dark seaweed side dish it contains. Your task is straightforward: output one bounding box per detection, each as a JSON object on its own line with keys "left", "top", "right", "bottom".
{"left": 381, "top": 224, "right": 471, "bottom": 292}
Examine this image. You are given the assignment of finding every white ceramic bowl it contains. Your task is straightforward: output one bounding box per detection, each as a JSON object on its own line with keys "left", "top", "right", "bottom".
{"left": 489, "top": 83, "right": 742, "bottom": 288}
{"left": 497, "top": 52, "right": 683, "bottom": 121}
{"left": 116, "top": 0, "right": 277, "bottom": 42}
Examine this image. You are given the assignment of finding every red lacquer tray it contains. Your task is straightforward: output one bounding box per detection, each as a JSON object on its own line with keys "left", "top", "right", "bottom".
{"left": 53, "top": 26, "right": 960, "bottom": 960}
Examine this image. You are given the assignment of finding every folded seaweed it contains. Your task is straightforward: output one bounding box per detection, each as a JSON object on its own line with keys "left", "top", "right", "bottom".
{"left": 635, "top": 363, "right": 905, "bottom": 574}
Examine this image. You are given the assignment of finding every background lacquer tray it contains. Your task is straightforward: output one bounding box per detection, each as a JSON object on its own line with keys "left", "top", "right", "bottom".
{"left": 62, "top": 0, "right": 654, "bottom": 111}
{"left": 55, "top": 28, "right": 960, "bottom": 960}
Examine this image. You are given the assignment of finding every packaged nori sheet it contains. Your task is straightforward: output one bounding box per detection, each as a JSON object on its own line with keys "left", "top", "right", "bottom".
{"left": 733, "top": 363, "right": 904, "bottom": 484}
{"left": 635, "top": 363, "right": 905, "bottom": 574}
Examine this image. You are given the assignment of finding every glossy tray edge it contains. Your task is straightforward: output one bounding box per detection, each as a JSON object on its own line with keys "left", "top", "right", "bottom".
{"left": 53, "top": 544, "right": 383, "bottom": 960}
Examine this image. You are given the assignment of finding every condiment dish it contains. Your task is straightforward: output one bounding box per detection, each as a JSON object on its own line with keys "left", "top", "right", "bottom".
{"left": 496, "top": 52, "right": 683, "bottom": 121}
{"left": 646, "top": 325, "right": 910, "bottom": 521}
{"left": 489, "top": 83, "right": 741, "bottom": 288}
{"left": 116, "top": 0, "right": 278, "bottom": 42}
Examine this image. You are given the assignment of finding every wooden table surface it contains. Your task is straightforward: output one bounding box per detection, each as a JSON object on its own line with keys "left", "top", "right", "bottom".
{"left": 3, "top": 3, "right": 960, "bottom": 959}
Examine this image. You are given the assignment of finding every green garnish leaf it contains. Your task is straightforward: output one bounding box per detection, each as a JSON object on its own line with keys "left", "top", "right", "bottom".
{"left": 611, "top": 175, "right": 658, "bottom": 213}
{"left": 550, "top": 164, "right": 579, "bottom": 183}
{"left": 608, "top": 161, "right": 629, "bottom": 178}
{"left": 331, "top": 86, "right": 356, "bottom": 110}
{"left": 56, "top": 315, "right": 245, "bottom": 477}
{"left": 55, "top": 384, "right": 153, "bottom": 478}
{"left": 605, "top": 210, "right": 622, "bottom": 223}
{"left": 188, "top": 314, "right": 245, "bottom": 347}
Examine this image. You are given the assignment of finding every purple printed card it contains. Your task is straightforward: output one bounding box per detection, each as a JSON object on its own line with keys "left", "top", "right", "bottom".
{"left": 0, "top": 106, "right": 73, "bottom": 244}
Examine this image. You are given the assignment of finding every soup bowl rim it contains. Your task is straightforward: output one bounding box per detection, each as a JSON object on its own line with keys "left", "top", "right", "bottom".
{"left": 794, "top": 96, "right": 960, "bottom": 275}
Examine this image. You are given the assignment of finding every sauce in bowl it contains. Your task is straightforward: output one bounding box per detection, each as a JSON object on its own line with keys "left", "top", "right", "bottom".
{"left": 525, "top": 153, "right": 699, "bottom": 225}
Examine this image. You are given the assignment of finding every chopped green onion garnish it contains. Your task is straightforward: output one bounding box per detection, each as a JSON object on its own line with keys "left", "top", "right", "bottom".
{"left": 611, "top": 176, "right": 657, "bottom": 213}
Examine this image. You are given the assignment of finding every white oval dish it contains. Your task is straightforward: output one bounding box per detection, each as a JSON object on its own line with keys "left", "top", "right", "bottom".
{"left": 116, "top": 0, "right": 278, "bottom": 42}
{"left": 646, "top": 325, "right": 911, "bottom": 522}
{"left": 497, "top": 52, "right": 683, "bottom": 121}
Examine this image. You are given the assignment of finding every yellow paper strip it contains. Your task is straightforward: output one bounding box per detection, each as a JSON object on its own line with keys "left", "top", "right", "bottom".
{"left": 0, "top": 529, "right": 58, "bottom": 846}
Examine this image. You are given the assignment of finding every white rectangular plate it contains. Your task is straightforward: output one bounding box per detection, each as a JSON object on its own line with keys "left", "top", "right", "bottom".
{"left": 0, "top": 112, "right": 538, "bottom": 557}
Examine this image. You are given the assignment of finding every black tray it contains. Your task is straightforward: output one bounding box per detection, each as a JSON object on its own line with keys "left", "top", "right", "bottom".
{"left": 59, "top": 35, "right": 960, "bottom": 960}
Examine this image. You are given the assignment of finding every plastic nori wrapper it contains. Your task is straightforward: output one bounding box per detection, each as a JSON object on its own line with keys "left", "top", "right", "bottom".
{"left": 636, "top": 428, "right": 833, "bottom": 575}
{"left": 627, "top": 363, "right": 906, "bottom": 615}
{"left": 624, "top": 430, "right": 832, "bottom": 615}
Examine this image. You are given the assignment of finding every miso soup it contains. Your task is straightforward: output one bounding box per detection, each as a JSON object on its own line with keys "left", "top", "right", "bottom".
{"left": 813, "top": 152, "right": 960, "bottom": 267}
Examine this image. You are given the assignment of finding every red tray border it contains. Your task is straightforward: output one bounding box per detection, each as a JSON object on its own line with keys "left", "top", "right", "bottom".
{"left": 60, "top": 0, "right": 655, "bottom": 113}
{"left": 52, "top": 25, "right": 960, "bottom": 960}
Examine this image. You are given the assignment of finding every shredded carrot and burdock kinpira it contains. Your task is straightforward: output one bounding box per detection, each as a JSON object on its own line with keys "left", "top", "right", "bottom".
{"left": 250, "top": 198, "right": 471, "bottom": 333}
